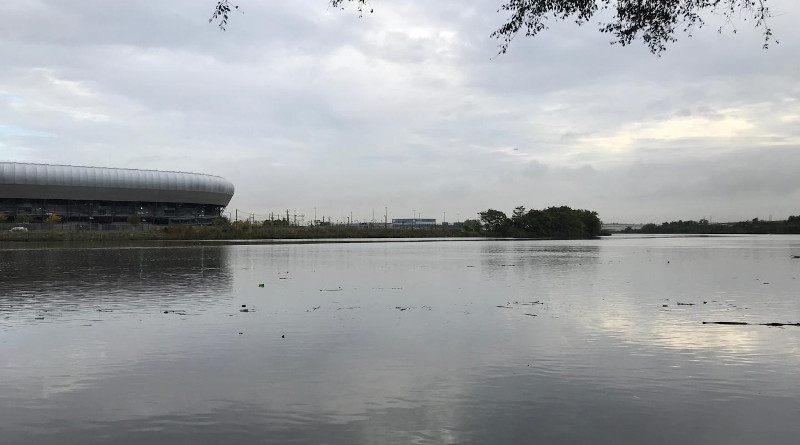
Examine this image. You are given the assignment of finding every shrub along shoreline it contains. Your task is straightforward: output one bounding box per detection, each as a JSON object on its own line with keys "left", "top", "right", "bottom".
{"left": 0, "top": 205, "right": 606, "bottom": 242}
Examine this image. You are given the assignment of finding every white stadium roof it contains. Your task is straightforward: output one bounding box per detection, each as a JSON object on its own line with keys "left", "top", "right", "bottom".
{"left": 0, "top": 162, "right": 234, "bottom": 206}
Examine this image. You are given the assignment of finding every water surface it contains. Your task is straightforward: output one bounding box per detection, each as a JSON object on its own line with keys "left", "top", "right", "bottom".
{"left": 2, "top": 235, "right": 800, "bottom": 444}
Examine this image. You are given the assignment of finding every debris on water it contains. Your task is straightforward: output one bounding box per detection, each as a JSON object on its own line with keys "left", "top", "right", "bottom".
{"left": 792, "top": 255, "right": 800, "bottom": 259}
{"left": 703, "top": 321, "right": 800, "bottom": 327}
{"left": 279, "top": 277, "right": 288, "bottom": 280}
{"left": 306, "top": 306, "right": 322, "bottom": 312}
{"left": 337, "top": 306, "right": 360, "bottom": 310}
{"left": 239, "top": 332, "right": 243, "bottom": 335}
{"left": 281, "top": 334, "right": 285, "bottom": 338}
{"left": 677, "top": 302, "right": 695, "bottom": 306}
{"left": 162, "top": 310, "right": 187, "bottom": 315}
{"left": 96, "top": 309, "right": 113, "bottom": 312}
{"left": 34, "top": 316, "right": 44, "bottom": 320}
{"left": 662, "top": 304, "right": 668, "bottom": 307}
{"left": 241, "top": 304, "right": 247, "bottom": 307}
{"left": 667, "top": 261, "right": 670, "bottom": 263}
{"left": 240, "top": 308, "right": 250, "bottom": 312}
{"left": 703, "top": 301, "right": 707, "bottom": 304}
{"left": 258, "top": 284, "right": 265, "bottom": 288}
{"left": 391, "top": 287, "right": 403, "bottom": 290}
{"left": 321, "top": 287, "right": 343, "bottom": 292}
{"left": 497, "top": 305, "right": 512, "bottom": 309}
{"left": 762, "top": 282, "right": 770, "bottom": 285}
{"left": 525, "top": 313, "right": 537, "bottom": 317}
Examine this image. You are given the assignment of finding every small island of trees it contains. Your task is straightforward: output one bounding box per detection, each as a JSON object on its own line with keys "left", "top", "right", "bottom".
{"left": 477, "top": 206, "right": 603, "bottom": 238}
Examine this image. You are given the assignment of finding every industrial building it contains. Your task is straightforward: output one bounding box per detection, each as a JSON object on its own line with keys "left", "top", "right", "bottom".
{"left": 392, "top": 218, "right": 437, "bottom": 228}
{"left": 0, "top": 162, "right": 234, "bottom": 225}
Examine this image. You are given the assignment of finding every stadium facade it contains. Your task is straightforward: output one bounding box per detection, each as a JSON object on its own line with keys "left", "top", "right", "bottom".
{"left": 0, "top": 162, "right": 234, "bottom": 224}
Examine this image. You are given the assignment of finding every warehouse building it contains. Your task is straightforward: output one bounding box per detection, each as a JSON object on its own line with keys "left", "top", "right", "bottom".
{"left": 0, "top": 162, "right": 234, "bottom": 225}
{"left": 392, "top": 218, "right": 437, "bottom": 228}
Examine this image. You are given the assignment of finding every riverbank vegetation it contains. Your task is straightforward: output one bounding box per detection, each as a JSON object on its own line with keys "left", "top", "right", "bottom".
{"left": 0, "top": 205, "right": 605, "bottom": 242}
{"left": 479, "top": 206, "right": 603, "bottom": 238}
{"left": 625, "top": 216, "right": 800, "bottom": 234}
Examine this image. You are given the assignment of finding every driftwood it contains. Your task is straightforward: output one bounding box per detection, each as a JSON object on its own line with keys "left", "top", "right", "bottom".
{"left": 703, "top": 321, "right": 800, "bottom": 327}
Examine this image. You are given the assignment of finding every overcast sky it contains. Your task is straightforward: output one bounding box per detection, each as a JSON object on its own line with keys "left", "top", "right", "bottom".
{"left": 1, "top": 1, "right": 799, "bottom": 224}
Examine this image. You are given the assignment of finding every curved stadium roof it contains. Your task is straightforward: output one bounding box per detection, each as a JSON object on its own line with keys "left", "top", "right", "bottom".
{"left": 0, "top": 162, "right": 234, "bottom": 206}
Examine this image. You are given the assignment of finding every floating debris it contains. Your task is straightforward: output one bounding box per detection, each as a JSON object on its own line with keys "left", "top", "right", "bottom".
{"left": 321, "top": 287, "right": 343, "bottom": 292}
{"left": 96, "top": 309, "right": 114, "bottom": 313}
{"left": 258, "top": 283, "right": 265, "bottom": 288}
{"left": 524, "top": 313, "right": 537, "bottom": 317}
{"left": 336, "top": 306, "right": 360, "bottom": 310}
{"left": 162, "top": 310, "right": 187, "bottom": 315}
{"left": 677, "top": 302, "right": 695, "bottom": 306}
{"left": 703, "top": 321, "right": 800, "bottom": 327}
{"left": 240, "top": 308, "right": 250, "bottom": 313}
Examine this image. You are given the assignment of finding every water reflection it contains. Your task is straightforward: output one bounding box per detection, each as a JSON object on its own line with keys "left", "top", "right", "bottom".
{"left": 0, "top": 245, "right": 232, "bottom": 322}
{"left": 1, "top": 237, "right": 800, "bottom": 444}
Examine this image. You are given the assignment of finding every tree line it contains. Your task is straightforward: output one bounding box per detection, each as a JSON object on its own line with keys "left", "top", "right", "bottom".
{"left": 626, "top": 216, "right": 800, "bottom": 235}
{"left": 475, "top": 205, "right": 603, "bottom": 238}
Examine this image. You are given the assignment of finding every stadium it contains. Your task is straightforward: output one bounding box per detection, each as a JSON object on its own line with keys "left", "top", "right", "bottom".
{"left": 0, "top": 162, "right": 234, "bottom": 225}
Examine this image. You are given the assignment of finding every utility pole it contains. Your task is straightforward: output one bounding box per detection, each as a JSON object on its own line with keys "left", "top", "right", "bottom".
{"left": 443, "top": 211, "right": 446, "bottom": 225}
{"left": 314, "top": 207, "right": 317, "bottom": 226}
{"left": 385, "top": 206, "right": 388, "bottom": 228}
{"left": 235, "top": 209, "right": 238, "bottom": 222}
{"left": 286, "top": 209, "right": 289, "bottom": 225}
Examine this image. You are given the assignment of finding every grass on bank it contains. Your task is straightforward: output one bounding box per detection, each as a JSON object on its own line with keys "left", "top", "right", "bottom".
{"left": 0, "top": 223, "right": 483, "bottom": 242}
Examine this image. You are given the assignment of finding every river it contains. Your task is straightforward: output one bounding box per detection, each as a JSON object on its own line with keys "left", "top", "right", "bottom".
{"left": 1, "top": 235, "right": 799, "bottom": 444}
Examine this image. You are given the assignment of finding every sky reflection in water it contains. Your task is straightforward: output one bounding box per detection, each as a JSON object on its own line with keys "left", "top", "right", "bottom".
{"left": 1, "top": 236, "right": 800, "bottom": 444}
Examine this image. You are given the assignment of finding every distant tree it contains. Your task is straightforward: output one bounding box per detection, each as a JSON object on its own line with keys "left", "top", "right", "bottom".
{"left": 214, "top": 1, "right": 776, "bottom": 54}
{"left": 263, "top": 218, "right": 290, "bottom": 227}
{"left": 44, "top": 214, "right": 62, "bottom": 224}
{"left": 15, "top": 211, "right": 32, "bottom": 224}
{"left": 212, "top": 216, "right": 230, "bottom": 226}
{"left": 640, "top": 223, "right": 658, "bottom": 233}
{"left": 479, "top": 209, "right": 511, "bottom": 233}
{"left": 511, "top": 206, "right": 526, "bottom": 228}
{"left": 127, "top": 214, "right": 141, "bottom": 226}
{"left": 0, "top": 214, "right": 6, "bottom": 223}
{"left": 462, "top": 219, "right": 482, "bottom": 232}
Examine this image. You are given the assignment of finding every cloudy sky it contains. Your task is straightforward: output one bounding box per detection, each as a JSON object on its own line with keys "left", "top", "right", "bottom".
{"left": 1, "top": 1, "right": 799, "bottom": 224}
